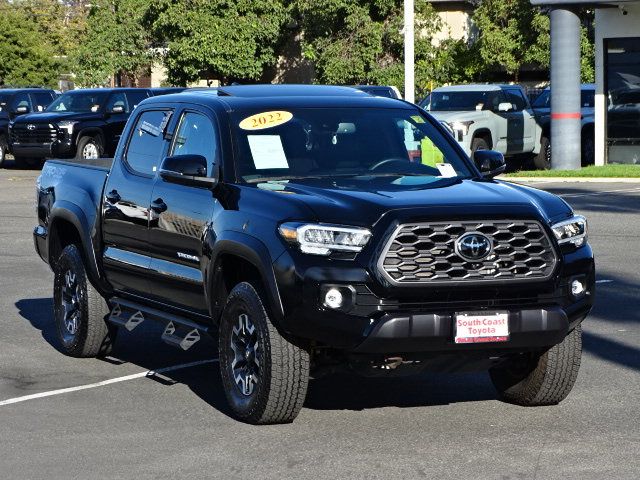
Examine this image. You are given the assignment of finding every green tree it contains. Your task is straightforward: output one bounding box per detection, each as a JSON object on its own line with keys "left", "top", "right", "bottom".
{"left": 70, "top": 0, "right": 152, "bottom": 86}
{"left": 472, "top": 0, "right": 549, "bottom": 82}
{"left": 0, "top": 3, "right": 59, "bottom": 87}
{"left": 295, "top": 0, "right": 467, "bottom": 97}
{"left": 146, "top": 0, "right": 289, "bottom": 86}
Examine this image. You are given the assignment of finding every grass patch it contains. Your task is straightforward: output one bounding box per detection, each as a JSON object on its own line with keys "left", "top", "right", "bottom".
{"left": 504, "top": 164, "right": 640, "bottom": 178}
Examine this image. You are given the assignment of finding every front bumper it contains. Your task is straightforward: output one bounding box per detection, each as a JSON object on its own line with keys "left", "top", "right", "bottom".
{"left": 11, "top": 140, "right": 74, "bottom": 158}
{"left": 352, "top": 306, "right": 574, "bottom": 353}
{"left": 274, "top": 243, "right": 595, "bottom": 354}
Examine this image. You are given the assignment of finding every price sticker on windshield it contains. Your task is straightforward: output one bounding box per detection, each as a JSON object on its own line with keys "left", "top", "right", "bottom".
{"left": 239, "top": 111, "right": 293, "bottom": 131}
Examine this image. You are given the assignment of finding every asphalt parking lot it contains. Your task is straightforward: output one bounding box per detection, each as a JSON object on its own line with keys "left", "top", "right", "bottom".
{"left": 1, "top": 165, "right": 639, "bottom": 480}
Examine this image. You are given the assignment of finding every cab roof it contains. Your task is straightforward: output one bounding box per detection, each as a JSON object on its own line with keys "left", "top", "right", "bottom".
{"left": 141, "top": 84, "right": 413, "bottom": 110}
{"left": 434, "top": 84, "right": 520, "bottom": 92}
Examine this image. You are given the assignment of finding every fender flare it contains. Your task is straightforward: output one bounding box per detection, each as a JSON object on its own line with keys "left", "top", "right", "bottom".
{"left": 205, "top": 230, "right": 284, "bottom": 324}
{"left": 76, "top": 128, "right": 105, "bottom": 150}
{"left": 48, "top": 201, "right": 110, "bottom": 294}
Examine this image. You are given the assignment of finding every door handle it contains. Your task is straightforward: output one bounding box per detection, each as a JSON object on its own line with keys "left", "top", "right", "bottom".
{"left": 150, "top": 198, "right": 167, "bottom": 214}
{"left": 105, "top": 190, "right": 120, "bottom": 203}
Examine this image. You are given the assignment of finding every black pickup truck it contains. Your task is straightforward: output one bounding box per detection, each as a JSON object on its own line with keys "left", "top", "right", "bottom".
{"left": 0, "top": 88, "right": 57, "bottom": 167}
{"left": 10, "top": 88, "right": 152, "bottom": 164}
{"left": 34, "top": 85, "right": 594, "bottom": 424}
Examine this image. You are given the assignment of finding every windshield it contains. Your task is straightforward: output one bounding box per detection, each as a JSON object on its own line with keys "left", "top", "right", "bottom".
{"left": 422, "top": 91, "right": 503, "bottom": 112}
{"left": 46, "top": 91, "right": 109, "bottom": 113}
{"left": 532, "top": 90, "right": 550, "bottom": 108}
{"left": 231, "top": 107, "right": 473, "bottom": 183}
{"left": 533, "top": 89, "right": 595, "bottom": 109}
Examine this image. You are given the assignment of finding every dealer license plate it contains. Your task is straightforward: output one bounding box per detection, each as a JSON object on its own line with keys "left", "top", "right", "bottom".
{"left": 454, "top": 311, "right": 509, "bottom": 344}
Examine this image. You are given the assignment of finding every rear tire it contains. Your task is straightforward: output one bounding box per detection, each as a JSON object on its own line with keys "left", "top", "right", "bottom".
{"left": 490, "top": 325, "right": 582, "bottom": 406}
{"left": 219, "top": 282, "right": 309, "bottom": 424}
{"left": 53, "top": 244, "right": 116, "bottom": 357}
{"left": 582, "top": 130, "right": 595, "bottom": 166}
{"left": 534, "top": 136, "right": 551, "bottom": 170}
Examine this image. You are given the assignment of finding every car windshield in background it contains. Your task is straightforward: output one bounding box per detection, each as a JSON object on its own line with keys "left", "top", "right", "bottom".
{"left": 231, "top": 107, "right": 473, "bottom": 184}
{"left": 422, "top": 91, "right": 500, "bottom": 112}
{"left": 532, "top": 89, "right": 595, "bottom": 109}
{"left": 46, "top": 91, "right": 109, "bottom": 113}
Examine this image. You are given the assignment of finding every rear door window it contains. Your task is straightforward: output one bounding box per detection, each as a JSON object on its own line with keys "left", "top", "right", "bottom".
{"left": 125, "top": 110, "right": 172, "bottom": 175}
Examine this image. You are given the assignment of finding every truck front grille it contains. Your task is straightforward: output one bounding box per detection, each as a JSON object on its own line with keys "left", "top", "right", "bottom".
{"left": 11, "top": 123, "right": 58, "bottom": 143}
{"left": 379, "top": 220, "right": 557, "bottom": 285}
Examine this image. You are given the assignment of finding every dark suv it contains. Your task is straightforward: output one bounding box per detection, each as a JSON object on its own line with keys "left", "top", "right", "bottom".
{"left": 0, "top": 88, "right": 57, "bottom": 167}
{"left": 9, "top": 88, "right": 152, "bottom": 165}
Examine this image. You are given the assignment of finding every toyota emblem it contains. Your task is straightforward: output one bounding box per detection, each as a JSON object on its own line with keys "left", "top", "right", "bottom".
{"left": 26, "top": 124, "right": 36, "bottom": 131}
{"left": 455, "top": 233, "right": 492, "bottom": 261}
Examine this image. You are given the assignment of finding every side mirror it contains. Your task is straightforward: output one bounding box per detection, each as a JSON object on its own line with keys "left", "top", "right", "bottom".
{"left": 14, "top": 106, "right": 29, "bottom": 114}
{"left": 159, "top": 154, "right": 217, "bottom": 188}
{"left": 497, "top": 102, "right": 513, "bottom": 112}
{"left": 110, "top": 105, "right": 125, "bottom": 114}
{"left": 473, "top": 150, "right": 506, "bottom": 179}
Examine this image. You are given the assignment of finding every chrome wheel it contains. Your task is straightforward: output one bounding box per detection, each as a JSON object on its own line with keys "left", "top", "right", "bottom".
{"left": 60, "top": 269, "right": 81, "bottom": 341}
{"left": 82, "top": 142, "right": 99, "bottom": 159}
{"left": 229, "top": 313, "right": 260, "bottom": 396}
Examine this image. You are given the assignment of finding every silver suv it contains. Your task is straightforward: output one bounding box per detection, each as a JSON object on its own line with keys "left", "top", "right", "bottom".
{"left": 420, "top": 84, "right": 542, "bottom": 158}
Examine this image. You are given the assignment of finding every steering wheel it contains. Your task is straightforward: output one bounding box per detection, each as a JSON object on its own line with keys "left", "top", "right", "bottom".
{"left": 368, "top": 157, "right": 440, "bottom": 176}
{"left": 368, "top": 158, "right": 414, "bottom": 173}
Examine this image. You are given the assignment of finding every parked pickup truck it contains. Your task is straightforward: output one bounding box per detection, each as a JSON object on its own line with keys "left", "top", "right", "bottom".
{"left": 10, "top": 88, "right": 152, "bottom": 164}
{"left": 531, "top": 84, "right": 596, "bottom": 169}
{"left": 420, "top": 84, "right": 543, "bottom": 160}
{"left": 0, "top": 87, "right": 57, "bottom": 168}
{"left": 34, "top": 85, "right": 594, "bottom": 424}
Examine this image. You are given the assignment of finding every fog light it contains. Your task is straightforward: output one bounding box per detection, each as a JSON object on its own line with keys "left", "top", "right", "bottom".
{"left": 324, "top": 288, "right": 344, "bottom": 309}
{"left": 571, "top": 279, "right": 586, "bottom": 297}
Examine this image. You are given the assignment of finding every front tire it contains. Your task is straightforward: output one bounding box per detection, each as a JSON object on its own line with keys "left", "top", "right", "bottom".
{"left": 490, "top": 325, "right": 582, "bottom": 406}
{"left": 0, "top": 136, "right": 7, "bottom": 168}
{"left": 219, "top": 282, "right": 310, "bottom": 424}
{"left": 53, "top": 244, "right": 116, "bottom": 357}
{"left": 534, "top": 136, "right": 551, "bottom": 170}
{"left": 471, "top": 136, "right": 489, "bottom": 153}
{"left": 76, "top": 136, "right": 103, "bottom": 160}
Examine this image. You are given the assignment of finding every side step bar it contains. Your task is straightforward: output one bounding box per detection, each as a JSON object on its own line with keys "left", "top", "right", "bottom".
{"left": 107, "top": 297, "right": 210, "bottom": 351}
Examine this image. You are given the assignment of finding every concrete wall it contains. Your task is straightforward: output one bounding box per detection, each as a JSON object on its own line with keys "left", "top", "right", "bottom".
{"left": 594, "top": 2, "right": 640, "bottom": 165}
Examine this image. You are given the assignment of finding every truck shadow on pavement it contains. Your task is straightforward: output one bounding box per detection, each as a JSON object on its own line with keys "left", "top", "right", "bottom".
{"left": 15, "top": 282, "right": 640, "bottom": 416}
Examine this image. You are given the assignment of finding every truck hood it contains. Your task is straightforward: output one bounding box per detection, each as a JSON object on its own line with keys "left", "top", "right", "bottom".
{"left": 13, "top": 111, "right": 101, "bottom": 124}
{"left": 426, "top": 111, "right": 487, "bottom": 124}
{"left": 250, "top": 176, "right": 572, "bottom": 227}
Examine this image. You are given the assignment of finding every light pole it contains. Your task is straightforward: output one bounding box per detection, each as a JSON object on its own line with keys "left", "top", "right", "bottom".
{"left": 404, "top": 0, "right": 415, "bottom": 103}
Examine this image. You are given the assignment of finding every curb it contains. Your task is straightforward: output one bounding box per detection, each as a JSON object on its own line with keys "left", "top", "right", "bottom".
{"left": 499, "top": 176, "right": 640, "bottom": 183}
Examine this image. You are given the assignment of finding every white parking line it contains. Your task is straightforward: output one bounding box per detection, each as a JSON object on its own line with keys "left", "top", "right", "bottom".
{"left": 0, "top": 358, "right": 218, "bottom": 407}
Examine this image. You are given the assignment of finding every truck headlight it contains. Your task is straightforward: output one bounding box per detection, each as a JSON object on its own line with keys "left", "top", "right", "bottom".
{"left": 551, "top": 215, "right": 587, "bottom": 247}
{"left": 57, "top": 120, "right": 77, "bottom": 135}
{"left": 447, "top": 120, "right": 474, "bottom": 140}
{"left": 279, "top": 223, "right": 372, "bottom": 256}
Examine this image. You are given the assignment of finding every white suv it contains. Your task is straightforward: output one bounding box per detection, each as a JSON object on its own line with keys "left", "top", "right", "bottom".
{"left": 420, "top": 84, "right": 542, "bottom": 158}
